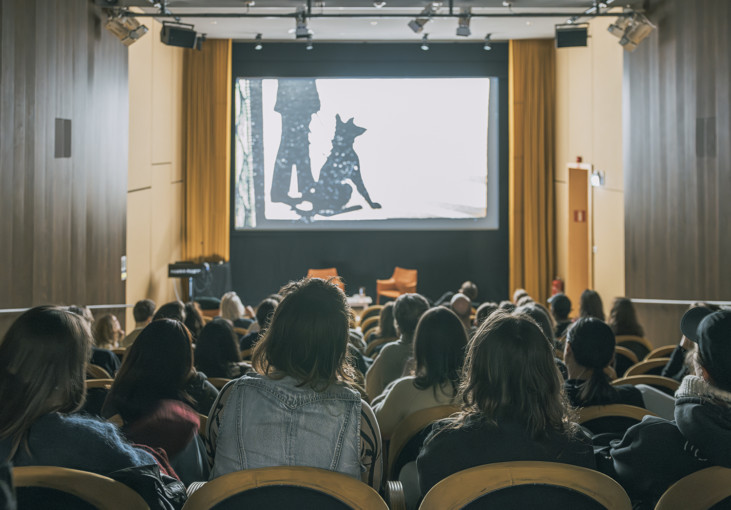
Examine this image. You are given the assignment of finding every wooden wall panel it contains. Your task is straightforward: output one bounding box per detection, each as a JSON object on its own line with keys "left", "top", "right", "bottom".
{"left": 0, "top": 0, "right": 128, "bottom": 333}
{"left": 625, "top": 0, "right": 731, "bottom": 345}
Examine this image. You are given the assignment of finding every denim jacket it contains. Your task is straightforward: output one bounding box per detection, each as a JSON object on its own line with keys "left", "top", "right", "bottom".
{"left": 210, "top": 373, "right": 362, "bottom": 480}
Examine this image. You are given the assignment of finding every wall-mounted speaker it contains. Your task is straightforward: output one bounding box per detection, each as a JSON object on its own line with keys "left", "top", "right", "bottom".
{"left": 556, "top": 26, "right": 589, "bottom": 48}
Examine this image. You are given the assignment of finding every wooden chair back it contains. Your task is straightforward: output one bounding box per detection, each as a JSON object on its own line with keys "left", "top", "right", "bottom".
{"left": 615, "top": 335, "right": 654, "bottom": 360}
{"left": 614, "top": 345, "right": 639, "bottom": 377}
{"left": 387, "top": 405, "right": 459, "bottom": 479}
{"left": 87, "top": 364, "right": 112, "bottom": 379}
{"left": 111, "top": 348, "right": 126, "bottom": 360}
{"left": 240, "top": 348, "right": 253, "bottom": 361}
{"left": 578, "top": 404, "right": 658, "bottom": 436}
{"left": 306, "top": 268, "right": 345, "bottom": 291}
{"left": 86, "top": 378, "right": 115, "bottom": 390}
{"left": 359, "top": 305, "right": 383, "bottom": 324}
{"left": 655, "top": 466, "right": 731, "bottom": 510}
{"left": 360, "top": 316, "right": 380, "bottom": 337}
{"left": 13, "top": 466, "right": 149, "bottom": 510}
{"left": 418, "top": 461, "right": 632, "bottom": 510}
{"left": 624, "top": 357, "right": 671, "bottom": 377}
{"left": 612, "top": 374, "right": 680, "bottom": 394}
{"left": 181, "top": 466, "right": 387, "bottom": 510}
{"left": 233, "top": 327, "right": 249, "bottom": 336}
{"left": 645, "top": 344, "right": 676, "bottom": 360}
{"left": 364, "top": 336, "right": 397, "bottom": 358}
{"left": 208, "top": 378, "right": 232, "bottom": 390}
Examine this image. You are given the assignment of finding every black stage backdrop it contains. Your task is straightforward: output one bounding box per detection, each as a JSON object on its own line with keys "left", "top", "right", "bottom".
{"left": 229, "top": 43, "right": 509, "bottom": 304}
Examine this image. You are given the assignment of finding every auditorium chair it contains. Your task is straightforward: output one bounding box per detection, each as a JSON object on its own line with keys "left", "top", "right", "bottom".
{"left": 306, "top": 268, "right": 345, "bottom": 291}
{"left": 13, "top": 466, "right": 148, "bottom": 510}
{"left": 112, "top": 348, "right": 126, "bottom": 362}
{"left": 624, "top": 358, "right": 671, "bottom": 377}
{"left": 240, "top": 348, "right": 253, "bottom": 361}
{"left": 376, "top": 267, "right": 418, "bottom": 304}
{"left": 615, "top": 335, "right": 654, "bottom": 360}
{"left": 418, "top": 461, "right": 632, "bottom": 510}
{"left": 578, "top": 404, "right": 658, "bottom": 437}
{"left": 359, "top": 305, "right": 383, "bottom": 324}
{"left": 181, "top": 466, "right": 388, "bottom": 510}
{"left": 364, "top": 336, "right": 397, "bottom": 358}
{"left": 614, "top": 345, "right": 639, "bottom": 378}
{"left": 655, "top": 466, "right": 731, "bottom": 510}
{"left": 360, "top": 316, "right": 380, "bottom": 337}
{"left": 644, "top": 344, "right": 676, "bottom": 360}
{"left": 87, "top": 364, "right": 112, "bottom": 379}
{"left": 207, "top": 378, "right": 232, "bottom": 390}
{"left": 611, "top": 374, "right": 680, "bottom": 395}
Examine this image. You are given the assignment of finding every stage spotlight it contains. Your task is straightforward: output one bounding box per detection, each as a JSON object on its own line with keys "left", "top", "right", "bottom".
{"left": 254, "top": 33, "right": 263, "bottom": 50}
{"left": 420, "top": 34, "right": 430, "bottom": 51}
{"left": 608, "top": 11, "right": 655, "bottom": 51}
{"left": 456, "top": 8, "right": 471, "bottom": 37}
{"left": 295, "top": 8, "right": 313, "bottom": 39}
{"left": 373, "top": 1, "right": 386, "bottom": 7}
{"left": 483, "top": 33, "right": 492, "bottom": 51}
{"left": 408, "top": 2, "right": 440, "bottom": 34}
{"left": 306, "top": 35, "right": 314, "bottom": 50}
{"left": 104, "top": 11, "right": 149, "bottom": 46}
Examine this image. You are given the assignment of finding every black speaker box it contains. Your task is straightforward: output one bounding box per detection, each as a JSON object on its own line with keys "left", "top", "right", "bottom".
{"left": 556, "top": 26, "right": 588, "bottom": 48}
{"left": 161, "top": 24, "right": 197, "bottom": 49}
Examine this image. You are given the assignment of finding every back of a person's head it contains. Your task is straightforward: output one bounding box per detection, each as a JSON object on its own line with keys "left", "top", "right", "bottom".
{"left": 195, "top": 320, "right": 240, "bottom": 378}
{"left": 450, "top": 293, "right": 472, "bottom": 319}
{"left": 498, "top": 300, "right": 516, "bottom": 313}
{"left": 548, "top": 293, "right": 572, "bottom": 321}
{"left": 460, "top": 311, "right": 568, "bottom": 438}
{"left": 608, "top": 297, "right": 644, "bottom": 337}
{"left": 413, "top": 307, "right": 468, "bottom": 391}
{"left": 393, "top": 293, "right": 430, "bottom": 338}
{"left": 579, "top": 290, "right": 605, "bottom": 321}
{"left": 133, "top": 299, "right": 156, "bottom": 324}
{"left": 255, "top": 298, "right": 278, "bottom": 332}
{"left": 516, "top": 295, "right": 535, "bottom": 308}
{"left": 220, "top": 292, "right": 244, "bottom": 321}
{"left": 459, "top": 281, "right": 479, "bottom": 301}
{"left": 566, "top": 317, "right": 616, "bottom": 405}
{"left": 68, "top": 305, "right": 94, "bottom": 324}
{"left": 153, "top": 301, "right": 186, "bottom": 323}
{"left": 105, "top": 319, "right": 193, "bottom": 420}
{"left": 514, "top": 305, "right": 555, "bottom": 343}
{"left": 92, "top": 314, "right": 122, "bottom": 349}
{"left": 512, "top": 288, "right": 529, "bottom": 304}
{"left": 184, "top": 302, "right": 204, "bottom": 340}
{"left": 252, "top": 278, "right": 352, "bottom": 389}
{"left": 0, "top": 306, "right": 91, "bottom": 457}
{"left": 377, "top": 301, "right": 397, "bottom": 338}
{"left": 474, "top": 302, "right": 498, "bottom": 327}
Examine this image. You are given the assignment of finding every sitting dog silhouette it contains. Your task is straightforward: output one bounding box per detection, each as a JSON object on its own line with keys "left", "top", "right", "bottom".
{"left": 294, "top": 114, "right": 381, "bottom": 218}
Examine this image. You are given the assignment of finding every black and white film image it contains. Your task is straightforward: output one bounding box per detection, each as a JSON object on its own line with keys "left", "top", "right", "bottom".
{"left": 234, "top": 77, "right": 490, "bottom": 229}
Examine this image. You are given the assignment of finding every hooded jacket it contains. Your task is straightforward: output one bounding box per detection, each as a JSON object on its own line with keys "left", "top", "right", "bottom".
{"left": 610, "top": 376, "right": 731, "bottom": 504}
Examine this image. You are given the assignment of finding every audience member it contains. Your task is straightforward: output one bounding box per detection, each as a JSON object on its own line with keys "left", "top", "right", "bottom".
{"left": 372, "top": 307, "right": 467, "bottom": 438}
{"left": 93, "top": 314, "right": 124, "bottom": 350}
{"left": 365, "top": 293, "right": 430, "bottom": 400}
{"left": 579, "top": 289, "right": 605, "bottom": 321}
{"left": 547, "top": 293, "right": 572, "bottom": 339}
{"left": 434, "top": 281, "right": 479, "bottom": 307}
{"left": 239, "top": 298, "right": 278, "bottom": 352}
{"left": 512, "top": 288, "right": 529, "bottom": 303}
{"left": 661, "top": 302, "right": 719, "bottom": 382}
{"left": 195, "top": 320, "right": 248, "bottom": 379}
{"left": 608, "top": 297, "right": 644, "bottom": 337}
{"left": 220, "top": 291, "right": 255, "bottom": 329}
{"left": 516, "top": 295, "right": 535, "bottom": 307}
{"left": 610, "top": 307, "right": 731, "bottom": 507}
{"left": 515, "top": 304, "right": 567, "bottom": 379}
{"left": 122, "top": 299, "right": 156, "bottom": 348}
{"left": 449, "top": 293, "right": 474, "bottom": 335}
{"left": 0, "top": 307, "right": 173, "bottom": 505}
{"left": 365, "top": 301, "right": 397, "bottom": 346}
{"left": 563, "top": 318, "right": 644, "bottom": 408}
{"left": 153, "top": 301, "right": 186, "bottom": 323}
{"left": 498, "top": 300, "right": 516, "bottom": 312}
{"left": 417, "top": 312, "right": 594, "bottom": 496}
{"left": 184, "top": 302, "right": 205, "bottom": 342}
{"left": 68, "top": 305, "right": 120, "bottom": 377}
{"left": 473, "top": 302, "right": 498, "bottom": 328}
{"left": 206, "top": 278, "right": 383, "bottom": 490}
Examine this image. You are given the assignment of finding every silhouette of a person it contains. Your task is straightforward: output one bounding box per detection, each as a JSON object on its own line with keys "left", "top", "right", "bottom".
{"left": 270, "top": 79, "right": 320, "bottom": 205}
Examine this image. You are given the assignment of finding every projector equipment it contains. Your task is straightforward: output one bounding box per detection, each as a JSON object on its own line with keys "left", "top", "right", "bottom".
{"left": 295, "top": 8, "right": 312, "bottom": 39}
{"left": 456, "top": 8, "right": 471, "bottom": 37}
{"left": 555, "top": 24, "right": 589, "bottom": 48}
{"left": 608, "top": 11, "right": 655, "bottom": 52}
{"left": 161, "top": 21, "right": 203, "bottom": 49}
{"left": 483, "top": 33, "right": 492, "bottom": 51}
{"left": 254, "top": 33, "right": 263, "bottom": 50}
{"left": 104, "top": 11, "right": 148, "bottom": 46}
{"left": 420, "top": 33, "right": 430, "bottom": 51}
{"left": 408, "top": 2, "right": 440, "bottom": 34}
{"left": 168, "top": 261, "right": 209, "bottom": 301}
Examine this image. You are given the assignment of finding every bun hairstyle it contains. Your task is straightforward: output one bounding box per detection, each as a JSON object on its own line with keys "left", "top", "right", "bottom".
{"left": 566, "top": 317, "right": 616, "bottom": 405}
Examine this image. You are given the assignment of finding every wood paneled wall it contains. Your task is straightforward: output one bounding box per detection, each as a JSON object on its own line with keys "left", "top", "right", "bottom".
{"left": 624, "top": 0, "right": 731, "bottom": 345}
{"left": 0, "top": 0, "right": 128, "bottom": 333}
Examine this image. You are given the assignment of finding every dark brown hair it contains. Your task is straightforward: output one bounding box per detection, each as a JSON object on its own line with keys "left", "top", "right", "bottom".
{"left": 251, "top": 278, "right": 354, "bottom": 390}
{"left": 92, "top": 314, "right": 122, "bottom": 349}
{"left": 376, "top": 301, "right": 397, "bottom": 339}
{"left": 608, "top": 297, "right": 644, "bottom": 337}
{"left": 413, "top": 307, "right": 467, "bottom": 394}
{"left": 195, "top": 320, "right": 241, "bottom": 378}
{"left": 579, "top": 290, "right": 605, "bottom": 322}
{"left": 566, "top": 317, "right": 616, "bottom": 405}
{"left": 455, "top": 311, "right": 575, "bottom": 438}
{"left": 0, "top": 306, "right": 91, "bottom": 459}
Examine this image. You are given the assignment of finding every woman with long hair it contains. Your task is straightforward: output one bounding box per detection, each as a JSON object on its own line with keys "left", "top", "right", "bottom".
{"left": 207, "top": 278, "right": 383, "bottom": 490}
{"left": 372, "top": 307, "right": 467, "bottom": 438}
{"left": 0, "top": 306, "right": 154, "bottom": 474}
{"left": 579, "top": 289, "right": 605, "bottom": 321}
{"left": 563, "top": 317, "right": 644, "bottom": 408}
{"left": 366, "top": 301, "right": 398, "bottom": 344}
{"left": 220, "top": 291, "right": 254, "bottom": 329}
{"left": 608, "top": 297, "right": 644, "bottom": 337}
{"left": 93, "top": 314, "right": 124, "bottom": 350}
{"left": 417, "top": 312, "right": 594, "bottom": 496}
{"left": 195, "top": 320, "right": 247, "bottom": 379}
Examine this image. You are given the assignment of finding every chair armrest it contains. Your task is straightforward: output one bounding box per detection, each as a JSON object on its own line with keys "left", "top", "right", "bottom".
{"left": 377, "top": 278, "right": 397, "bottom": 292}
{"left": 384, "top": 480, "right": 406, "bottom": 510}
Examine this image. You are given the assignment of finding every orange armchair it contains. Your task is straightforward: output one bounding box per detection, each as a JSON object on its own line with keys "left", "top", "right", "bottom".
{"left": 306, "top": 267, "right": 345, "bottom": 291}
{"left": 376, "top": 267, "right": 417, "bottom": 304}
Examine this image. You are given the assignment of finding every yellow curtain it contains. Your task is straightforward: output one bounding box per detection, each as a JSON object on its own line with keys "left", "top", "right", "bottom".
{"left": 509, "top": 39, "right": 556, "bottom": 304}
{"left": 183, "top": 39, "right": 232, "bottom": 261}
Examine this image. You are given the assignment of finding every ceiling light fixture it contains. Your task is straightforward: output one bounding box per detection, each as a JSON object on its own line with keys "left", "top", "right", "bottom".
{"left": 104, "top": 11, "right": 149, "bottom": 46}
{"left": 420, "top": 33, "right": 430, "bottom": 51}
{"left": 608, "top": 11, "right": 655, "bottom": 51}
{"left": 408, "top": 2, "right": 440, "bottom": 34}
{"left": 456, "top": 8, "right": 471, "bottom": 37}
{"left": 305, "top": 35, "right": 314, "bottom": 50}
{"left": 483, "top": 33, "right": 492, "bottom": 51}
{"left": 254, "top": 33, "right": 263, "bottom": 50}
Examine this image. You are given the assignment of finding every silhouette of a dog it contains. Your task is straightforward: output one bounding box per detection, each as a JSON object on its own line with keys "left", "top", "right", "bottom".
{"left": 294, "top": 115, "right": 381, "bottom": 218}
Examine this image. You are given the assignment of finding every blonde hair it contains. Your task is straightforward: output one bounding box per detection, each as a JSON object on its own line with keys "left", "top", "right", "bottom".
{"left": 220, "top": 292, "right": 245, "bottom": 321}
